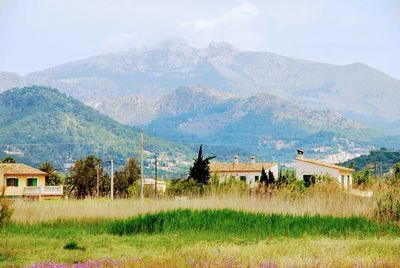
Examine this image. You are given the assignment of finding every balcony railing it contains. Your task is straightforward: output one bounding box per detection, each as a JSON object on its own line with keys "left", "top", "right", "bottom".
{"left": 24, "top": 186, "right": 63, "bottom": 196}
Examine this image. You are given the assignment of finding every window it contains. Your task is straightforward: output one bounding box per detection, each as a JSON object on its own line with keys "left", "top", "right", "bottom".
{"left": 240, "top": 176, "right": 246, "bottom": 182}
{"left": 27, "top": 178, "right": 38, "bottom": 186}
{"left": 255, "top": 176, "right": 260, "bottom": 181}
{"left": 6, "top": 178, "right": 19, "bottom": 187}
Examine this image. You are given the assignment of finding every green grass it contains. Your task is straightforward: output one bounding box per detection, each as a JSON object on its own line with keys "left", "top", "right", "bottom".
{"left": 5, "top": 209, "right": 399, "bottom": 240}
{"left": 2, "top": 209, "right": 400, "bottom": 266}
{"left": 108, "top": 209, "right": 399, "bottom": 239}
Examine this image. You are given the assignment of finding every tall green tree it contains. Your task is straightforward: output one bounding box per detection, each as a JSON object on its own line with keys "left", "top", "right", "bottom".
{"left": 38, "top": 161, "right": 62, "bottom": 186}
{"left": 260, "top": 167, "right": 268, "bottom": 185}
{"left": 113, "top": 158, "right": 141, "bottom": 198}
{"left": 65, "top": 155, "right": 110, "bottom": 199}
{"left": 188, "top": 145, "right": 215, "bottom": 184}
{"left": 267, "top": 170, "right": 275, "bottom": 185}
{"left": 1, "top": 156, "right": 16, "bottom": 163}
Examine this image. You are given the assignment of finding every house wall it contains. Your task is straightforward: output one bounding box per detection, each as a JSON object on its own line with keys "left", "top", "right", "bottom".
{"left": 295, "top": 160, "right": 353, "bottom": 189}
{"left": 214, "top": 165, "right": 278, "bottom": 187}
{"left": 2, "top": 174, "right": 46, "bottom": 196}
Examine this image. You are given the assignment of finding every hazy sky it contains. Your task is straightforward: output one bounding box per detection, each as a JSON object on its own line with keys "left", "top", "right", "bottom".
{"left": 1, "top": 0, "right": 399, "bottom": 78}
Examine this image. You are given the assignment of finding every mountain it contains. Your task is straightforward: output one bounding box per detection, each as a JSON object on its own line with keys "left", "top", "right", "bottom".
{"left": 88, "top": 85, "right": 378, "bottom": 162}
{"left": 149, "top": 85, "right": 367, "bottom": 137}
{"left": 12, "top": 40, "right": 400, "bottom": 129}
{"left": 0, "top": 71, "right": 25, "bottom": 92}
{"left": 342, "top": 148, "right": 400, "bottom": 173}
{"left": 0, "top": 71, "right": 120, "bottom": 102}
{"left": 86, "top": 94, "right": 156, "bottom": 126}
{"left": 0, "top": 86, "right": 192, "bottom": 172}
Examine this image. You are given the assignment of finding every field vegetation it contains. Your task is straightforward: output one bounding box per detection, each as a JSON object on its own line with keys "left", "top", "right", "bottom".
{"left": 2, "top": 207, "right": 400, "bottom": 267}
{"left": 2, "top": 153, "right": 400, "bottom": 267}
{"left": 2, "top": 181, "right": 400, "bottom": 267}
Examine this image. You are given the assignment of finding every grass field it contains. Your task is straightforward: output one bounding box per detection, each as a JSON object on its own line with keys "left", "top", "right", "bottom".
{"left": 2, "top": 185, "right": 400, "bottom": 267}
{"left": 2, "top": 205, "right": 400, "bottom": 267}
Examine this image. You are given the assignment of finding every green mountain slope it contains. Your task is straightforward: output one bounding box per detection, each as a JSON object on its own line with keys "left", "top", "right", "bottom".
{"left": 0, "top": 86, "right": 191, "bottom": 171}
{"left": 142, "top": 86, "right": 382, "bottom": 162}
{"left": 342, "top": 148, "right": 400, "bottom": 173}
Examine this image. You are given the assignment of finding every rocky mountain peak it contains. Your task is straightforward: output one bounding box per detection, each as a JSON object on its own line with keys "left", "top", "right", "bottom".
{"left": 206, "top": 41, "right": 238, "bottom": 56}
{"left": 156, "top": 85, "right": 236, "bottom": 116}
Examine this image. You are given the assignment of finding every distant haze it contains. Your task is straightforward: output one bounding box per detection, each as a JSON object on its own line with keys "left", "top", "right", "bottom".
{"left": 0, "top": 0, "right": 399, "bottom": 79}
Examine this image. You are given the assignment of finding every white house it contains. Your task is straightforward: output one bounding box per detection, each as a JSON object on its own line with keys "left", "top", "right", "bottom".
{"left": 295, "top": 150, "right": 354, "bottom": 190}
{"left": 209, "top": 155, "right": 278, "bottom": 187}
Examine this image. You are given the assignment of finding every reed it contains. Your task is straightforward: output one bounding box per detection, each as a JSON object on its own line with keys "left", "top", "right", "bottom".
{"left": 11, "top": 187, "right": 373, "bottom": 223}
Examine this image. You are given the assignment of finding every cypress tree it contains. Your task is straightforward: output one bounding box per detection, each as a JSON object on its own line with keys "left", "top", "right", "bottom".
{"left": 188, "top": 145, "right": 215, "bottom": 184}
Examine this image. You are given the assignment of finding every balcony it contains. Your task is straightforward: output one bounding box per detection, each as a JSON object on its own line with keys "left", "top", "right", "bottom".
{"left": 24, "top": 186, "right": 63, "bottom": 196}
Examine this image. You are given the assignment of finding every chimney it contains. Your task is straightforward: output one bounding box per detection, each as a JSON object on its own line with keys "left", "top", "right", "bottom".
{"left": 233, "top": 154, "right": 239, "bottom": 164}
{"left": 296, "top": 149, "right": 304, "bottom": 159}
{"left": 250, "top": 156, "right": 256, "bottom": 164}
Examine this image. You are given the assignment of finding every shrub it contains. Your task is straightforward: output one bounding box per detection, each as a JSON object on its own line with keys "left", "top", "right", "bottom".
{"left": 0, "top": 186, "right": 13, "bottom": 226}
{"left": 214, "top": 177, "right": 249, "bottom": 196}
{"left": 374, "top": 182, "right": 400, "bottom": 223}
{"left": 127, "top": 182, "right": 141, "bottom": 198}
{"left": 63, "top": 241, "right": 85, "bottom": 251}
{"left": 276, "top": 169, "right": 296, "bottom": 187}
{"left": 166, "top": 179, "right": 205, "bottom": 197}
{"left": 354, "top": 169, "right": 373, "bottom": 189}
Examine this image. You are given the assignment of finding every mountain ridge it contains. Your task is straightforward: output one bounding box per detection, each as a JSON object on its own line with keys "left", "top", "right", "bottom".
{"left": 1, "top": 40, "right": 400, "bottom": 128}
{"left": 0, "top": 86, "right": 192, "bottom": 171}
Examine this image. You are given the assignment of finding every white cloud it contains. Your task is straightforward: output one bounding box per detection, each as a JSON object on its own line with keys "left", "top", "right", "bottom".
{"left": 182, "top": 2, "right": 259, "bottom": 31}
{"left": 101, "top": 32, "right": 138, "bottom": 53}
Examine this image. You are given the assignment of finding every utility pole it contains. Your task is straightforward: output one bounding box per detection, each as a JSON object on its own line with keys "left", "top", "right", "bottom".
{"left": 96, "top": 165, "right": 100, "bottom": 198}
{"left": 110, "top": 159, "right": 114, "bottom": 200}
{"left": 373, "top": 146, "right": 377, "bottom": 180}
{"left": 140, "top": 130, "right": 144, "bottom": 201}
{"left": 154, "top": 154, "right": 158, "bottom": 198}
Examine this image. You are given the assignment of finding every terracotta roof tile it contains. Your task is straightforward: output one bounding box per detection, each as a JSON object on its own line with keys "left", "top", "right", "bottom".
{"left": 209, "top": 162, "right": 277, "bottom": 172}
{"left": 0, "top": 163, "right": 47, "bottom": 176}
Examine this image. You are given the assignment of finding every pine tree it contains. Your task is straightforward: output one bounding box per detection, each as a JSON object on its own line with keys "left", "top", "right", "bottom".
{"left": 113, "top": 158, "right": 141, "bottom": 198}
{"left": 65, "top": 155, "right": 110, "bottom": 198}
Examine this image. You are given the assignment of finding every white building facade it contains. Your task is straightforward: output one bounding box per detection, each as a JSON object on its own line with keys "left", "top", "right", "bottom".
{"left": 295, "top": 156, "right": 354, "bottom": 190}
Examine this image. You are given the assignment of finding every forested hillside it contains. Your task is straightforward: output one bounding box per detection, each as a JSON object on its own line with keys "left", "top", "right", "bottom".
{"left": 342, "top": 148, "right": 400, "bottom": 173}
{"left": 0, "top": 86, "right": 192, "bottom": 170}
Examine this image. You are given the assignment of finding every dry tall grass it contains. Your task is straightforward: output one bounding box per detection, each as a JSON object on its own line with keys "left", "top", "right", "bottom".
{"left": 11, "top": 185, "right": 374, "bottom": 223}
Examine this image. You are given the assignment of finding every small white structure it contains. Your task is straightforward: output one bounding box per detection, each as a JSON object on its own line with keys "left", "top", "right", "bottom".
{"left": 209, "top": 155, "right": 278, "bottom": 187}
{"left": 143, "top": 178, "right": 167, "bottom": 193}
{"left": 295, "top": 150, "right": 354, "bottom": 190}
